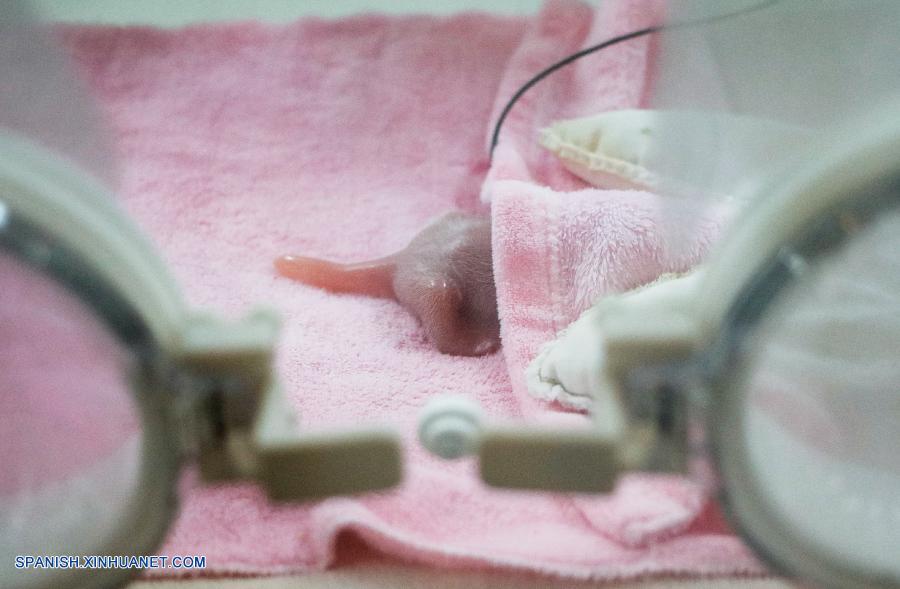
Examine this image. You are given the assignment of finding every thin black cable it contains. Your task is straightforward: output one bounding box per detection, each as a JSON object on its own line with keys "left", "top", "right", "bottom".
{"left": 488, "top": 0, "right": 783, "bottom": 159}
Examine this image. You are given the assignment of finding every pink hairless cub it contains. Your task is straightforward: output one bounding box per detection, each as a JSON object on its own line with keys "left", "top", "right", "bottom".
{"left": 275, "top": 212, "right": 500, "bottom": 357}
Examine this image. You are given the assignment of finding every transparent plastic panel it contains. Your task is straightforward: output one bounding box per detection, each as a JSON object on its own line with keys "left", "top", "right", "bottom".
{"left": 647, "top": 0, "right": 900, "bottom": 247}
{"left": 740, "top": 206, "right": 900, "bottom": 576}
{"left": 0, "top": 250, "right": 142, "bottom": 588}
{"left": 0, "top": 0, "right": 116, "bottom": 188}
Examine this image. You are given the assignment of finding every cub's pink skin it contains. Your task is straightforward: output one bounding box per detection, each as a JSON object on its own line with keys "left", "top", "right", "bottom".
{"left": 275, "top": 212, "right": 499, "bottom": 356}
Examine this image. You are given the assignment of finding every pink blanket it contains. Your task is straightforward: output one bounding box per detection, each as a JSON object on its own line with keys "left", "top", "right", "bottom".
{"left": 52, "top": 0, "right": 764, "bottom": 579}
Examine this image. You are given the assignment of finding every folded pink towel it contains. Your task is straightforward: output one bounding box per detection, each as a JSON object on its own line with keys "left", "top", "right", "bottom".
{"left": 485, "top": 0, "right": 742, "bottom": 557}
{"left": 42, "top": 0, "right": 764, "bottom": 579}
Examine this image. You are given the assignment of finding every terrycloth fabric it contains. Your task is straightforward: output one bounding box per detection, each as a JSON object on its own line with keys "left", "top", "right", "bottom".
{"left": 482, "top": 0, "right": 747, "bottom": 564}
{"left": 50, "top": 0, "right": 764, "bottom": 580}
{"left": 483, "top": 0, "right": 725, "bottom": 399}
{"left": 525, "top": 271, "right": 703, "bottom": 411}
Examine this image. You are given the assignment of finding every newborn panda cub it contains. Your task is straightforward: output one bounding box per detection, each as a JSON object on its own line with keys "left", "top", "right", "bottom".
{"left": 276, "top": 212, "right": 499, "bottom": 357}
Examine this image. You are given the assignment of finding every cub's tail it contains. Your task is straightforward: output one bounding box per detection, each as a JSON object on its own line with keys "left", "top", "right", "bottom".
{"left": 275, "top": 254, "right": 396, "bottom": 299}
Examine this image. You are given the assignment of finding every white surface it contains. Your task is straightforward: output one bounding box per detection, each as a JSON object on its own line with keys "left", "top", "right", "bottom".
{"left": 129, "top": 571, "right": 793, "bottom": 589}
{"left": 31, "top": 0, "right": 553, "bottom": 26}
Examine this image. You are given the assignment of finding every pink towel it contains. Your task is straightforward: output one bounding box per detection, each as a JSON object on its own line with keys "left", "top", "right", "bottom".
{"left": 37, "top": 0, "right": 764, "bottom": 579}
{"left": 485, "top": 0, "right": 725, "bottom": 398}
{"left": 484, "top": 0, "right": 743, "bottom": 560}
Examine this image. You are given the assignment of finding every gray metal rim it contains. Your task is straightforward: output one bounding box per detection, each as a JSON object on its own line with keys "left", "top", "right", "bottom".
{"left": 0, "top": 135, "right": 185, "bottom": 589}
{"left": 705, "top": 175, "right": 900, "bottom": 589}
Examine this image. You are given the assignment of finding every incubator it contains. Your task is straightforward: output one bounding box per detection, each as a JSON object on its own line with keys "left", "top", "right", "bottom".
{"left": 1, "top": 1, "right": 898, "bottom": 588}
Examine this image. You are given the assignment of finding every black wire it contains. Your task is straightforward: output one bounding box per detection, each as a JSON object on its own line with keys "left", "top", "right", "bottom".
{"left": 488, "top": 0, "right": 784, "bottom": 160}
